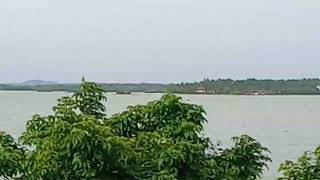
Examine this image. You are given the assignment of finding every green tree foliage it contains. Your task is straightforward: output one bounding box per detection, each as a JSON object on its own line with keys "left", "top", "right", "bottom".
{"left": 0, "top": 80, "right": 271, "bottom": 179}
{"left": 210, "top": 135, "right": 271, "bottom": 180}
{"left": 106, "top": 95, "right": 271, "bottom": 179}
{"left": 278, "top": 146, "right": 320, "bottom": 180}
{"left": 0, "top": 132, "right": 25, "bottom": 179}
{"left": 74, "top": 78, "right": 107, "bottom": 118}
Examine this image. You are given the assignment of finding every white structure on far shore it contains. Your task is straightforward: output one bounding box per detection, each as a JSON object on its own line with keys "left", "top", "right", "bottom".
{"left": 317, "top": 86, "right": 320, "bottom": 90}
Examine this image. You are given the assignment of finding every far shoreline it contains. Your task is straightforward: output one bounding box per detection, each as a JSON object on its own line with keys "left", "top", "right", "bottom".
{"left": 1, "top": 78, "right": 320, "bottom": 95}
{"left": 0, "top": 89, "right": 319, "bottom": 96}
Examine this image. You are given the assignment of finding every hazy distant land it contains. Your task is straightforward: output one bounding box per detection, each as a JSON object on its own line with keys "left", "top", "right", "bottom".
{"left": 0, "top": 79, "right": 320, "bottom": 95}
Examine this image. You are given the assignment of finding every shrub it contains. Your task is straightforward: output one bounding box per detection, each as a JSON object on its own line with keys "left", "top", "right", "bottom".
{"left": 0, "top": 79, "right": 271, "bottom": 179}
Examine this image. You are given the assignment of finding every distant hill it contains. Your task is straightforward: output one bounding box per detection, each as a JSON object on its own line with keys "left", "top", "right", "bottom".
{"left": 17, "top": 80, "right": 58, "bottom": 86}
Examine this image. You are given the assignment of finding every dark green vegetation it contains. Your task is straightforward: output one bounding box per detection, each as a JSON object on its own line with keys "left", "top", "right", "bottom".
{"left": 278, "top": 146, "right": 320, "bottom": 180}
{"left": 0, "top": 83, "right": 167, "bottom": 93}
{"left": 1, "top": 78, "right": 320, "bottom": 95}
{"left": 0, "top": 80, "right": 319, "bottom": 179}
{"left": 0, "top": 80, "right": 273, "bottom": 179}
{"left": 168, "top": 78, "right": 320, "bottom": 95}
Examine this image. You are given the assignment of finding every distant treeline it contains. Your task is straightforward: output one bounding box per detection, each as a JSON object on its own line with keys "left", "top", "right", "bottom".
{"left": 0, "top": 83, "right": 167, "bottom": 93}
{"left": 0, "top": 78, "right": 320, "bottom": 95}
{"left": 167, "top": 78, "right": 320, "bottom": 95}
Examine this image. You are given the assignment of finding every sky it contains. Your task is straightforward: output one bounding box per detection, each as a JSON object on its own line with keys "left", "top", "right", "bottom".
{"left": 0, "top": 0, "right": 319, "bottom": 83}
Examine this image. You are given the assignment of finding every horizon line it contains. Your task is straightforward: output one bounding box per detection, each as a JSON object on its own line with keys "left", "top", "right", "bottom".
{"left": 2, "top": 77, "right": 320, "bottom": 85}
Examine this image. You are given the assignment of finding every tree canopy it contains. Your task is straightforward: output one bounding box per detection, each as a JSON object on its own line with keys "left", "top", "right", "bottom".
{"left": 1, "top": 79, "right": 317, "bottom": 179}
{"left": 278, "top": 146, "right": 320, "bottom": 180}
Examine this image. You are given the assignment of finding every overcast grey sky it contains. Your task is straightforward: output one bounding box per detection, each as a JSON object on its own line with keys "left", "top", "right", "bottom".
{"left": 0, "top": 0, "right": 319, "bottom": 83}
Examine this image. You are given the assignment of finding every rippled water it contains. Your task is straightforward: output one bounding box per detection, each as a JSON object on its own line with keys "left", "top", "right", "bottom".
{"left": 1, "top": 91, "right": 319, "bottom": 179}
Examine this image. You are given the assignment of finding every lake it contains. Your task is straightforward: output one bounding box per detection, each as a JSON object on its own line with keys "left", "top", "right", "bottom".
{"left": 0, "top": 91, "right": 319, "bottom": 179}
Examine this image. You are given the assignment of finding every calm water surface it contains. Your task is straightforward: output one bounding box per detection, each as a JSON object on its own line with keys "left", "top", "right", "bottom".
{"left": 1, "top": 91, "right": 319, "bottom": 179}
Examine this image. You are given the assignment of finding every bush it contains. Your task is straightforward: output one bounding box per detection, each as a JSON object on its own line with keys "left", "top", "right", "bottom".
{"left": 0, "top": 131, "right": 25, "bottom": 179}
{"left": 278, "top": 146, "right": 320, "bottom": 180}
{"left": 0, "top": 79, "right": 271, "bottom": 179}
